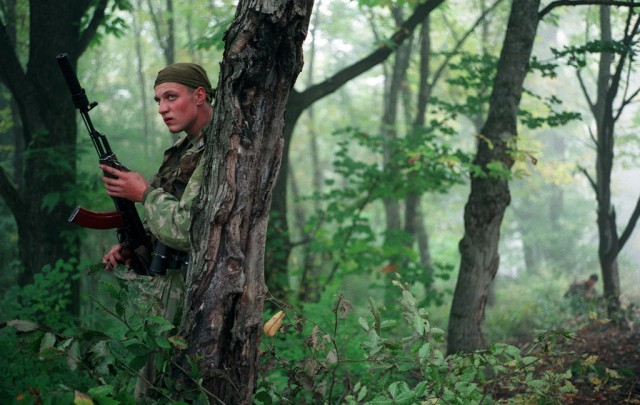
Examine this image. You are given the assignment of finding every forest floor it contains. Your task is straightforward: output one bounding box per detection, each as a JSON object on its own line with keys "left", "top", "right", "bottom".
{"left": 561, "top": 322, "right": 640, "bottom": 403}
{"left": 520, "top": 319, "right": 640, "bottom": 403}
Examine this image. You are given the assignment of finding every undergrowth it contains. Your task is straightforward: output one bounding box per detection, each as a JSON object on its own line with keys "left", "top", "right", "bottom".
{"left": 1, "top": 264, "right": 617, "bottom": 404}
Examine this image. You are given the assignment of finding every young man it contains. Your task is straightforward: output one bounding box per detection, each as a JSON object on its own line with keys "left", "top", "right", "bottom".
{"left": 101, "top": 63, "right": 214, "bottom": 270}
{"left": 99, "top": 63, "right": 214, "bottom": 399}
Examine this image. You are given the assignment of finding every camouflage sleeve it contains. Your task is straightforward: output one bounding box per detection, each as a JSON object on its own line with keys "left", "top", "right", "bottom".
{"left": 143, "top": 161, "right": 203, "bottom": 251}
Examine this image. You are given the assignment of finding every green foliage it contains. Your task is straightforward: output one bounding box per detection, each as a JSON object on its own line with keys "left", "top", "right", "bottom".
{"left": 431, "top": 50, "right": 581, "bottom": 181}
{"left": 86, "top": 0, "right": 134, "bottom": 45}
{"left": 0, "top": 324, "right": 94, "bottom": 404}
{"left": 0, "top": 267, "right": 210, "bottom": 404}
{"left": 434, "top": 52, "right": 497, "bottom": 118}
{"left": 294, "top": 124, "right": 467, "bottom": 294}
{"left": 257, "top": 285, "right": 577, "bottom": 404}
{"left": 551, "top": 40, "right": 634, "bottom": 68}
{"left": 2, "top": 258, "right": 80, "bottom": 330}
{"left": 187, "top": 19, "right": 231, "bottom": 51}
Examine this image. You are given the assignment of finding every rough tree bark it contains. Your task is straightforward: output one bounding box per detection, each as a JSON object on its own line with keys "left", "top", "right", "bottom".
{"left": 176, "top": 0, "right": 314, "bottom": 402}
{"left": 447, "top": 0, "right": 540, "bottom": 354}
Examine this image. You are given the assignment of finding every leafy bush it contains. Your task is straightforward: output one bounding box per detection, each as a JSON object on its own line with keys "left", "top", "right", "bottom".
{"left": 3, "top": 264, "right": 583, "bottom": 405}
{"left": 257, "top": 283, "right": 577, "bottom": 404}
{"left": 1, "top": 266, "right": 207, "bottom": 404}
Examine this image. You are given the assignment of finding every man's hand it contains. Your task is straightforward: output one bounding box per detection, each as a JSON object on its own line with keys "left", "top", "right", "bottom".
{"left": 100, "top": 164, "right": 149, "bottom": 202}
{"left": 102, "top": 243, "right": 133, "bottom": 270}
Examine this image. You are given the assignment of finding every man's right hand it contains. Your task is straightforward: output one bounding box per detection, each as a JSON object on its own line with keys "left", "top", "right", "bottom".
{"left": 102, "top": 243, "right": 132, "bottom": 270}
{"left": 100, "top": 164, "right": 149, "bottom": 202}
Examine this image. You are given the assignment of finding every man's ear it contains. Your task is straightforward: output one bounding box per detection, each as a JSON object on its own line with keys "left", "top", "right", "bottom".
{"left": 194, "top": 87, "right": 207, "bottom": 105}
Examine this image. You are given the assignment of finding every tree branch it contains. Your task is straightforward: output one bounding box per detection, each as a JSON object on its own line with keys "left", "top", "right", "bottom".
{"left": 617, "top": 86, "right": 640, "bottom": 121}
{"left": 290, "top": 0, "right": 445, "bottom": 110}
{"left": 430, "top": 0, "right": 505, "bottom": 94}
{"left": 0, "top": 20, "right": 27, "bottom": 101}
{"left": 613, "top": 14, "right": 640, "bottom": 122}
{"left": 539, "top": 0, "right": 640, "bottom": 20}
{"left": 618, "top": 193, "right": 640, "bottom": 250}
{"left": 78, "top": 0, "right": 109, "bottom": 55}
{"left": 0, "top": 164, "right": 23, "bottom": 219}
{"left": 576, "top": 68, "right": 596, "bottom": 114}
{"left": 578, "top": 165, "right": 597, "bottom": 193}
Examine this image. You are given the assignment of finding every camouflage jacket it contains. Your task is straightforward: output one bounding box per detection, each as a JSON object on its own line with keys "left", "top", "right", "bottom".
{"left": 142, "top": 126, "right": 208, "bottom": 251}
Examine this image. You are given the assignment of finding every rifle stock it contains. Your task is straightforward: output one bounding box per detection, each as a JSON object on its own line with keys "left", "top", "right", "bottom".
{"left": 57, "top": 53, "right": 152, "bottom": 275}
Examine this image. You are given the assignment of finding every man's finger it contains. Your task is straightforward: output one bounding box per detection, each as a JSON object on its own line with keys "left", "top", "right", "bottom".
{"left": 100, "top": 164, "right": 123, "bottom": 177}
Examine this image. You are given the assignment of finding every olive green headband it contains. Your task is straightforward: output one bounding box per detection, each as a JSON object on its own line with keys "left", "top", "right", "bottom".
{"left": 154, "top": 63, "right": 214, "bottom": 101}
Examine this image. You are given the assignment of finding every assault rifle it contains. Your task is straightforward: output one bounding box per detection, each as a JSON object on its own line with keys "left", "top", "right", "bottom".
{"left": 57, "top": 53, "right": 152, "bottom": 275}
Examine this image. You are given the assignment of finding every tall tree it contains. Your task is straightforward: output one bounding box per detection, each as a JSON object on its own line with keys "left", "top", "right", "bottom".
{"left": 0, "top": 0, "right": 114, "bottom": 314}
{"left": 447, "top": 0, "right": 541, "bottom": 354}
{"left": 381, "top": 7, "right": 413, "bottom": 237}
{"left": 176, "top": 0, "right": 314, "bottom": 402}
{"left": 577, "top": 6, "right": 640, "bottom": 318}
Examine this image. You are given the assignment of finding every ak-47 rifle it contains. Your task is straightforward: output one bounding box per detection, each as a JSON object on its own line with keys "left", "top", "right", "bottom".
{"left": 57, "top": 53, "right": 152, "bottom": 275}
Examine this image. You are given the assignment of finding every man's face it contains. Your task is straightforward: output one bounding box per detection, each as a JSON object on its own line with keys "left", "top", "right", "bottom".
{"left": 154, "top": 82, "right": 202, "bottom": 134}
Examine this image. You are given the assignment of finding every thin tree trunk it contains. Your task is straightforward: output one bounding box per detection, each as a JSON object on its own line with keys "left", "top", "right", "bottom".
{"left": 404, "top": 17, "right": 434, "bottom": 274}
{"left": 133, "top": 0, "right": 151, "bottom": 158}
{"left": 297, "top": 0, "right": 324, "bottom": 302}
{"left": 382, "top": 7, "right": 412, "bottom": 235}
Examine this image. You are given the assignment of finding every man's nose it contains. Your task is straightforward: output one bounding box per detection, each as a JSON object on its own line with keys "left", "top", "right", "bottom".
{"left": 158, "top": 101, "right": 168, "bottom": 114}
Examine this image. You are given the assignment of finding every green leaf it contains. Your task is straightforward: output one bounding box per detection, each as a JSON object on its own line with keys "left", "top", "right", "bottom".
{"left": 413, "top": 315, "right": 426, "bottom": 336}
{"left": 169, "top": 335, "right": 188, "bottom": 350}
{"left": 8, "top": 319, "right": 40, "bottom": 332}
{"left": 380, "top": 320, "right": 398, "bottom": 331}
{"left": 41, "top": 192, "right": 61, "bottom": 213}
{"left": 155, "top": 335, "right": 172, "bottom": 349}
{"left": 125, "top": 343, "right": 152, "bottom": 357}
{"left": 357, "top": 385, "right": 368, "bottom": 401}
{"left": 39, "top": 332, "right": 56, "bottom": 353}
{"left": 129, "top": 354, "right": 150, "bottom": 371}
{"left": 87, "top": 385, "right": 118, "bottom": 405}
{"left": 67, "top": 340, "right": 80, "bottom": 371}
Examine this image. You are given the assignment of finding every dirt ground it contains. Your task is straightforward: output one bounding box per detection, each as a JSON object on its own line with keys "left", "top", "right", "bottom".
{"left": 503, "top": 316, "right": 640, "bottom": 404}
{"left": 558, "top": 322, "right": 640, "bottom": 403}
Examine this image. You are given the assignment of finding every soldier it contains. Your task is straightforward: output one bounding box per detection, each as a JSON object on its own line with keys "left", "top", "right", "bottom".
{"left": 98, "top": 63, "right": 214, "bottom": 398}
{"left": 565, "top": 274, "right": 599, "bottom": 301}
{"left": 100, "top": 62, "right": 213, "bottom": 270}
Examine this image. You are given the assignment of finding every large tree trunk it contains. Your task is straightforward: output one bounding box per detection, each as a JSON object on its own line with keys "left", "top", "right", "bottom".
{"left": 177, "top": 0, "right": 313, "bottom": 402}
{"left": 0, "top": 1, "right": 109, "bottom": 316}
{"left": 447, "top": 0, "right": 540, "bottom": 354}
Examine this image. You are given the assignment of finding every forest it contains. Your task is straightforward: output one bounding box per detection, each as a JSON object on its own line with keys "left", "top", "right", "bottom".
{"left": 1, "top": 0, "right": 640, "bottom": 403}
